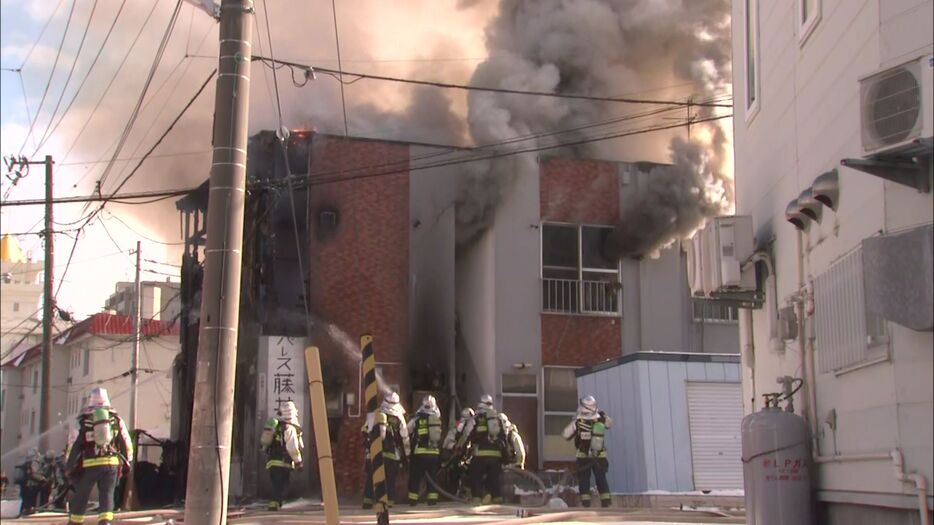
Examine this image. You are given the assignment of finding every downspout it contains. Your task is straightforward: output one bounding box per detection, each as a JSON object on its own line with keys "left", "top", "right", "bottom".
{"left": 739, "top": 308, "right": 756, "bottom": 411}
{"left": 891, "top": 449, "right": 931, "bottom": 525}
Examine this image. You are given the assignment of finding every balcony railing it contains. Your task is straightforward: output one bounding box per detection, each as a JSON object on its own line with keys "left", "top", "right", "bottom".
{"left": 542, "top": 278, "right": 620, "bottom": 315}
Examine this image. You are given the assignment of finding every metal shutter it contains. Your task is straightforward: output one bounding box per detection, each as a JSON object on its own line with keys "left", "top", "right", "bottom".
{"left": 686, "top": 382, "right": 744, "bottom": 490}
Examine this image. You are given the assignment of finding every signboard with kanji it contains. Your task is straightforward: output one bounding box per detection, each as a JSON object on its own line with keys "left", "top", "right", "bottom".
{"left": 260, "top": 336, "right": 307, "bottom": 420}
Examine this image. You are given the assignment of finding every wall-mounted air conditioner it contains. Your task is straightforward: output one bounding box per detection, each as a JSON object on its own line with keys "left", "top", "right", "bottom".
{"left": 859, "top": 55, "right": 933, "bottom": 156}
{"left": 686, "top": 216, "right": 755, "bottom": 297}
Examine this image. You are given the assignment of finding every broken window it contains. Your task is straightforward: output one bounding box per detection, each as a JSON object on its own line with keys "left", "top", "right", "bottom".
{"left": 541, "top": 223, "right": 620, "bottom": 315}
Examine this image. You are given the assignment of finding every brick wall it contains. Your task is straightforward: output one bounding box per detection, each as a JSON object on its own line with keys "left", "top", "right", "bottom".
{"left": 540, "top": 157, "right": 619, "bottom": 224}
{"left": 541, "top": 314, "right": 621, "bottom": 366}
{"left": 540, "top": 158, "right": 622, "bottom": 367}
{"left": 306, "top": 134, "right": 410, "bottom": 496}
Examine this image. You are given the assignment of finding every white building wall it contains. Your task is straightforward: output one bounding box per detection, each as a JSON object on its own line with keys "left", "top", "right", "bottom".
{"left": 732, "top": 0, "right": 933, "bottom": 519}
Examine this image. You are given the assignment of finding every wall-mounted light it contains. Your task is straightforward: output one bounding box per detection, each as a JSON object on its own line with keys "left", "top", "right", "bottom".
{"left": 512, "top": 362, "right": 533, "bottom": 370}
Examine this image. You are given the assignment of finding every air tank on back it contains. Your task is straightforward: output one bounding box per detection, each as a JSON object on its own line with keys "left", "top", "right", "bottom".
{"left": 742, "top": 392, "right": 812, "bottom": 524}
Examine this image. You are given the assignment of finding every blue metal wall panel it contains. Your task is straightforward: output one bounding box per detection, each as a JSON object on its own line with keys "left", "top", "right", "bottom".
{"left": 666, "top": 361, "right": 694, "bottom": 491}
{"left": 647, "top": 360, "right": 677, "bottom": 490}
{"left": 704, "top": 362, "right": 726, "bottom": 381}
{"left": 636, "top": 360, "right": 658, "bottom": 489}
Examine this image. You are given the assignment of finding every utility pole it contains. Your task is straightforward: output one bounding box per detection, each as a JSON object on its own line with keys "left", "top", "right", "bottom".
{"left": 129, "top": 241, "right": 141, "bottom": 432}
{"left": 184, "top": 0, "right": 253, "bottom": 523}
{"left": 40, "top": 155, "right": 53, "bottom": 451}
{"left": 5, "top": 155, "right": 55, "bottom": 449}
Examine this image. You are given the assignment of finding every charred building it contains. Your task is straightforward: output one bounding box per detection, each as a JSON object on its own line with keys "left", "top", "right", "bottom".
{"left": 171, "top": 131, "right": 738, "bottom": 500}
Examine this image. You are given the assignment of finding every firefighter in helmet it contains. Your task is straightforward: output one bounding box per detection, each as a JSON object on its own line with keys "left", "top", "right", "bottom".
{"left": 362, "top": 391, "right": 409, "bottom": 508}
{"left": 406, "top": 395, "right": 443, "bottom": 506}
{"left": 500, "top": 413, "right": 527, "bottom": 470}
{"left": 65, "top": 387, "right": 133, "bottom": 525}
{"left": 562, "top": 395, "right": 613, "bottom": 507}
{"left": 261, "top": 401, "right": 304, "bottom": 511}
{"left": 457, "top": 394, "right": 510, "bottom": 505}
{"left": 442, "top": 407, "right": 475, "bottom": 456}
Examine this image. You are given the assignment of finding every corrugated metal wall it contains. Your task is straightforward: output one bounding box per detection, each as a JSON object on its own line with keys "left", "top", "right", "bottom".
{"left": 685, "top": 382, "right": 744, "bottom": 490}
{"left": 577, "top": 356, "right": 742, "bottom": 493}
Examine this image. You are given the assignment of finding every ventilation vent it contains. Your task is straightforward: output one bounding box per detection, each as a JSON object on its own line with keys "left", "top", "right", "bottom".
{"left": 859, "top": 55, "right": 933, "bottom": 156}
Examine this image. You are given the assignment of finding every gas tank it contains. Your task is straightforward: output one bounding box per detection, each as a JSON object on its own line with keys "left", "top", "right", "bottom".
{"left": 742, "top": 406, "right": 812, "bottom": 525}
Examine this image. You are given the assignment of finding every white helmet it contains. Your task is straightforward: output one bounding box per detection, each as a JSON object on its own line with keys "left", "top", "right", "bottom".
{"left": 385, "top": 391, "right": 400, "bottom": 405}
{"left": 279, "top": 401, "right": 298, "bottom": 421}
{"left": 87, "top": 387, "right": 111, "bottom": 409}
{"left": 478, "top": 394, "right": 494, "bottom": 411}
{"left": 460, "top": 407, "right": 475, "bottom": 419}
{"left": 421, "top": 395, "right": 437, "bottom": 411}
{"left": 578, "top": 395, "right": 598, "bottom": 417}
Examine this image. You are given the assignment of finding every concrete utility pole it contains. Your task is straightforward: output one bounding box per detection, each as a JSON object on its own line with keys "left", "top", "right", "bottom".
{"left": 3, "top": 154, "right": 54, "bottom": 449}
{"left": 129, "top": 240, "right": 141, "bottom": 432}
{"left": 184, "top": 0, "right": 253, "bottom": 523}
{"left": 40, "top": 155, "right": 53, "bottom": 451}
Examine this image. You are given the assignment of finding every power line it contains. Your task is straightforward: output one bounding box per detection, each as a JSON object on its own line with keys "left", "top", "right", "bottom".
{"left": 328, "top": 0, "right": 349, "bottom": 135}
{"left": 15, "top": 0, "right": 68, "bottom": 70}
{"left": 104, "top": 211, "right": 186, "bottom": 246}
{"left": 33, "top": 0, "right": 101, "bottom": 154}
{"left": 33, "top": 0, "right": 129, "bottom": 154}
{"left": 0, "top": 187, "right": 196, "bottom": 207}
{"left": 96, "top": 0, "right": 185, "bottom": 191}
{"left": 252, "top": 56, "right": 733, "bottom": 109}
{"left": 57, "top": 150, "right": 211, "bottom": 167}
{"left": 17, "top": 0, "right": 78, "bottom": 156}
{"left": 58, "top": 0, "right": 161, "bottom": 165}
{"left": 295, "top": 113, "right": 733, "bottom": 188}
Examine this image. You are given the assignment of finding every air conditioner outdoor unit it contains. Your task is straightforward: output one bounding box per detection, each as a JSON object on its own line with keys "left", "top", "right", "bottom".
{"left": 859, "top": 54, "right": 933, "bottom": 156}
{"left": 686, "top": 216, "right": 755, "bottom": 297}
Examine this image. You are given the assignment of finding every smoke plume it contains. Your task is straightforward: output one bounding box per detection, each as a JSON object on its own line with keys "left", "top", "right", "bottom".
{"left": 456, "top": 0, "right": 733, "bottom": 252}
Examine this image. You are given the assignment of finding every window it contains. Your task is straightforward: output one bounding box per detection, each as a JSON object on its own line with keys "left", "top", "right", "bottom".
{"left": 32, "top": 370, "right": 38, "bottom": 394}
{"left": 744, "top": 0, "right": 760, "bottom": 117}
{"left": 83, "top": 347, "right": 90, "bottom": 377}
{"left": 692, "top": 300, "right": 739, "bottom": 323}
{"left": 542, "top": 223, "right": 620, "bottom": 315}
{"left": 542, "top": 367, "right": 578, "bottom": 461}
{"left": 30, "top": 410, "right": 35, "bottom": 434}
{"left": 2, "top": 273, "right": 11, "bottom": 283}
{"left": 502, "top": 373, "right": 537, "bottom": 395}
{"left": 13, "top": 302, "right": 19, "bottom": 312}
{"left": 797, "top": 0, "right": 821, "bottom": 45}
{"left": 815, "top": 246, "right": 889, "bottom": 374}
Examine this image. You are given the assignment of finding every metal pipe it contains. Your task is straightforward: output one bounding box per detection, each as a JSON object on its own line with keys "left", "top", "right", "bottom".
{"left": 891, "top": 449, "right": 931, "bottom": 525}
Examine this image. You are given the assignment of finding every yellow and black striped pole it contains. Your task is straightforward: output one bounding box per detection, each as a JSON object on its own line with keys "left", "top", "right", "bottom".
{"left": 362, "top": 334, "right": 390, "bottom": 525}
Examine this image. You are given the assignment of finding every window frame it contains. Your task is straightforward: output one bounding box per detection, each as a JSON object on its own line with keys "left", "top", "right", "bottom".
{"left": 796, "top": 0, "right": 821, "bottom": 47}
{"left": 541, "top": 366, "right": 579, "bottom": 462}
{"left": 540, "top": 222, "right": 621, "bottom": 316}
{"left": 691, "top": 299, "right": 740, "bottom": 324}
{"left": 743, "top": 0, "right": 761, "bottom": 122}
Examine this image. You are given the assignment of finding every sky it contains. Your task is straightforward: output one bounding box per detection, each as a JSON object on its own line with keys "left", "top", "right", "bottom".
{"left": 0, "top": 0, "right": 497, "bottom": 319}
{"left": 0, "top": 0, "right": 732, "bottom": 321}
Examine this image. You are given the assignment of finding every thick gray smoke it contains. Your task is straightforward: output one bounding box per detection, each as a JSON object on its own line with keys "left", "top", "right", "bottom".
{"left": 456, "top": 0, "right": 733, "bottom": 252}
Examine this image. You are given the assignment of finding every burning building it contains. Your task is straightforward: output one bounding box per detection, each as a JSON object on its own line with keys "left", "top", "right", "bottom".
{"left": 170, "top": 129, "right": 738, "bottom": 500}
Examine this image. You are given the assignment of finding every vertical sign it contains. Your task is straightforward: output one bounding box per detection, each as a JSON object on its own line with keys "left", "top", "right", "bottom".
{"left": 262, "top": 336, "right": 307, "bottom": 419}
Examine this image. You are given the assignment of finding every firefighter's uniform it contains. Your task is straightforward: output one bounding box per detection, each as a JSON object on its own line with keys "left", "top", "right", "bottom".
{"left": 65, "top": 388, "right": 133, "bottom": 525}
{"left": 457, "top": 395, "right": 510, "bottom": 505}
{"left": 562, "top": 395, "right": 613, "bottom": 508}
{"left": 362, "top": 392, "right": 409, "bottom": 509}
{"left": 406, "top": 395, "right": 443, "bottom": 506}
{"left": 263, "top": 401, "right": 304, "bottom": 511}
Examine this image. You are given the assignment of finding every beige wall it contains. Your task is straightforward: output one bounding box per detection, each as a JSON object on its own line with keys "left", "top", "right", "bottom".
{"left": 732, "top": 0, "right": 933, "bottom": 513}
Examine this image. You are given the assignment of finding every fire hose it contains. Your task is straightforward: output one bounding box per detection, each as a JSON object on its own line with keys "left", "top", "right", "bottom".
{"left": 424, "top": 463, "right": 550, "bottom": 507}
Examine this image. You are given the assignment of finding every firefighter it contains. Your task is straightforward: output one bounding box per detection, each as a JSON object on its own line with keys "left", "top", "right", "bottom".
{"left": 362, "top": 391, "right": 409, "bottom": 509}
{"left": 65, "top": 388, "right": 133, "bottom": 525}
{"left": 562, "top": 395, "right": 613, "bottom": 508}
{"left": 406, "top": 395, "right": 443, "bottom": 506}
{"left": 261, "top": 401, "right": 304, "bottom": 511}
{"left": 442, "top": 407, "right": 474, "bottom": 456}
{"left": 457, "top": 394, "right": 509, "bottom": 505}
{"left": 17, "top": 448, "right": 43, "bottom": 515}
{"left": 500, "top": 414, "right": 527, "bottom": 470}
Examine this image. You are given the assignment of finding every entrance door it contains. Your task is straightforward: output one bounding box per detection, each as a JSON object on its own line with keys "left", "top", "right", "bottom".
{"left": 502, "top": 396, "right": 539, "bottom": 470}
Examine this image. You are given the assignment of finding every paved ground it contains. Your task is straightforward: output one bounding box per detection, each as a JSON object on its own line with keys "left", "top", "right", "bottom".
{"left": 2, "top": 501, "right": 745, "bottom": 524}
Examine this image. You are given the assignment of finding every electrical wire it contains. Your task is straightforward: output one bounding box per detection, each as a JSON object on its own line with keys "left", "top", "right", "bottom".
{"left": 103, "top": 209, "right": 186, "bottom": 247}
{"left": 33, "top": 0, "right": 128, "bottom": 154}
{"left": 95, "top": 0, "right": 185, "bottom": 191}
{"left": 17, "top": 0, "right": 78, "bottom": 156}
{"left": 32, "top": 0, "right": 101, "bottom": 154}
{"left": 329, "top": 0, "right": 349, "bottom": 135}
{"left": 0, "top": 187, "right": 197, "bottom": 208}
{"left": 15, "top": 0, "right": 68, "bottom": 70}
{"left": 252, "top": 56, "right": 733, "bottom": 109}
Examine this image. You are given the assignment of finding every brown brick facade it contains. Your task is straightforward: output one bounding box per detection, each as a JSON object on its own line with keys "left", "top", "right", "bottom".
{"left": 540, "top": 157, "right": 619, "bottom": 225}
{"left": 541, "top": 314, "right": 622, "bottom": 366}
{"left": 306, "top": 135, "right": 410, "bottom": 495}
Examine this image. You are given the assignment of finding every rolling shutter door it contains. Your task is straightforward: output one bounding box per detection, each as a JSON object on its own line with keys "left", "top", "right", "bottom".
{"left": 686, "top": 381, "right": 744, "bottom": 490}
